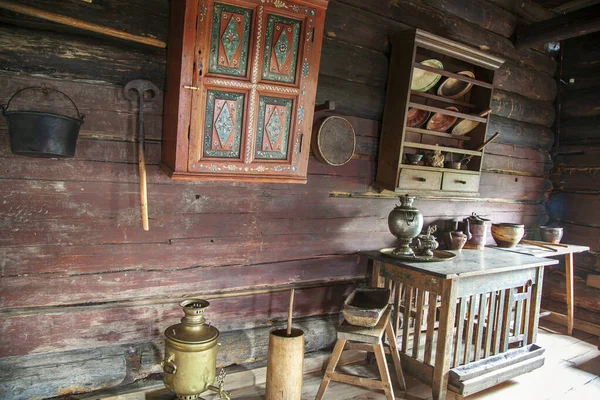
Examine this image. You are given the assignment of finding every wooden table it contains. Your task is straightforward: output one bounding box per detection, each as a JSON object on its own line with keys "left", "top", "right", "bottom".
{"left": 493, "top": 243, "right": 590, "bottom": 335}
{"left": 362, "top": 248, "right": 558, "bottom": 400}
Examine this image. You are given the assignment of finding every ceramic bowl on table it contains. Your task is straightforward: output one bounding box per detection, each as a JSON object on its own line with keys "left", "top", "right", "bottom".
{"left": 540, "top": 226, "right": 563, "bottom": 244}
{"left": 491, "top": 223, "right": 525, "bottom": 248}
{"left": 426, "top": 107, "right": 459, "bottom": 132}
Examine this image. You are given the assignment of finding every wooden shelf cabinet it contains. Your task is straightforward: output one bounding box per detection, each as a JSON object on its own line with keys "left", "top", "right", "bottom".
{"left": 161, "top": 0, "right": 328, "bottom": 183}
{"left": 375, "top": 29, "right": 505, "bottom": 195}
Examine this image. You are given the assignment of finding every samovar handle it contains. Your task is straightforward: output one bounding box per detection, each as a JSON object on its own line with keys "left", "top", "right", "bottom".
{"left": 161, "top": 354, "right": 177, "bottom": 374}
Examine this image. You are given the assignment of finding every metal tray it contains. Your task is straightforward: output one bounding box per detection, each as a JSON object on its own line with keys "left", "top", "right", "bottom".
{"left": 379, "top": 248, "right": 457, "bottom": 262}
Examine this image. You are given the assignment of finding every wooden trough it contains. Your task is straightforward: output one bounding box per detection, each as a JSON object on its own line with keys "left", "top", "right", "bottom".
{"left": 448, "top": 344, "right": 545, "bottom": 396}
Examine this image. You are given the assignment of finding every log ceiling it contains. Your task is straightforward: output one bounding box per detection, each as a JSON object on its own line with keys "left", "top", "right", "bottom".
{"left": 514, "top": 4, "right": 600, "bottom": 49}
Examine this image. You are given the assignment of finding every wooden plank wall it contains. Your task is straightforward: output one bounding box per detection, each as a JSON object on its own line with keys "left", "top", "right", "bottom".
{"left": 544, "top": 32, "right": 600, "bottom": 325}
{"left": 0, "top": 0, "right": 556, "bottom": 398}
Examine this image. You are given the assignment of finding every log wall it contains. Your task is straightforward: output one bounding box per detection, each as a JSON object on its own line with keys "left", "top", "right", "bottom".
{"left": 544, "top": 31, "right": 600, "bottom": 325}
{"left": 0, "top": 0, "right": 556, "bottom": 398}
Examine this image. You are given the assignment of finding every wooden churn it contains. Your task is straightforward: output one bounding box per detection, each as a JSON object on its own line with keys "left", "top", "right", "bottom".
{"left": 265, "top": 289, "right": 304, "bottom": 400}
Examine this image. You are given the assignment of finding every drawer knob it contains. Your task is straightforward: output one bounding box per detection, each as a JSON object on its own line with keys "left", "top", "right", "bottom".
{"left": 417, "top": 177, "right": 427, "bottom": 182}
{"left": 456, "top": 180, "right": 467, "bottom": 184}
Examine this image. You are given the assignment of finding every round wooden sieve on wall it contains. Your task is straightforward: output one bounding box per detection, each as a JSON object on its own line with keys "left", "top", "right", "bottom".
{"left": 312, "top": 116, "right": 356, "bottom": 166}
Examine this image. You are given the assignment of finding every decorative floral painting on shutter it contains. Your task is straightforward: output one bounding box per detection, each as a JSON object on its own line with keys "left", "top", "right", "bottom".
{"left": 255, "top": 95, "right": 293, "bottom": 159}
{"left": 208, "top": 3, "right": 253, "bottom": 77}
{"left": 261, "top": 14, "right": 301, "bottom": 83}
{"left": 203, "top": 90, "right": 245, "bottom": 158}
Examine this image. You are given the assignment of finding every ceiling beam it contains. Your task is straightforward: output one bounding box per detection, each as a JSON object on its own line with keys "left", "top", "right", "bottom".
{"left": 486, "top": 0, "right": 556, "bottom": 23}
{"left": 515, "top": 4, "right": 600, "bottom": 49}
{"left": 553, "top": 0, "right": 600, "bottom": 14}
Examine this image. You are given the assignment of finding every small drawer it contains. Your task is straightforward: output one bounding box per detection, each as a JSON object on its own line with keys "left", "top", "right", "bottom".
{"left": 398, "top": 169, "right": 442, "bottom": 190}
{"left": 442, "top": 172, "right": 480, "bottom": 192}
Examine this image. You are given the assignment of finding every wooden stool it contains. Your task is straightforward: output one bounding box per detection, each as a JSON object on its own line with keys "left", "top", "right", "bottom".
{"left": 315, "top": 307, "right": 406, "bottom": 400}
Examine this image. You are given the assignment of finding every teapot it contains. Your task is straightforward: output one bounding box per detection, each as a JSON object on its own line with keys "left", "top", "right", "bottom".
{"left": 448, "top": 218, "right": 472, "bottom": 240}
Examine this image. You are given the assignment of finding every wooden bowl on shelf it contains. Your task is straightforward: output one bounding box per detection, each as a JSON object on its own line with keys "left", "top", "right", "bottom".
{"left": 411, "top": 59, "right": 444, "bottom": 92}
{"left": 406, "top": 108, "right": 430, "bottom": 128}
{"left": 491, "top": 223, "right": 525, "bottom": 248}
{"left": 437, "top": 71, "right": 475, "bottom": 99}
{"left": 426, "top": 106, "right": 458, "bottom": 132}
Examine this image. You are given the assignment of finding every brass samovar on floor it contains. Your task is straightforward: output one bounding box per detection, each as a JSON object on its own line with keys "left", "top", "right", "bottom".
{"left": 162, "top": 299, "right": 230, "bottom": 400}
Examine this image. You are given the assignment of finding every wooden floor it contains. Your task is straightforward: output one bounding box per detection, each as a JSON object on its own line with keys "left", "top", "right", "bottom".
{"left": 91, "top": 321, "right": 599, "bottom": 400}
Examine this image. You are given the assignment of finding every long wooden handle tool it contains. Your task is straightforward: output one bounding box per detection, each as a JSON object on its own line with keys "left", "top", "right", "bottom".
{"left": 124, "top": 79, "right": 159, "bottom": 231}
{"left": 520, "top": 239, "right": 559, "bottom": 252}
{"left": 287, "top": 288, "right": 295, "bottom": 336}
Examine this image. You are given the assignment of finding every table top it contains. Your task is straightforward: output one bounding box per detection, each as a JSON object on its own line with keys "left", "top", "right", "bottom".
{"left": 361, "top": 247, "right": 559, "bottom": 279}
{"left": 492, "top": 243, "right": 590, "bottom": 258}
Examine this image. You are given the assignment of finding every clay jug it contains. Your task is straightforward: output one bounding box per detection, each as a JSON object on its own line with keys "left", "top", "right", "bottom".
{"left": 444, "top": 231, "right": 468, "bottom": 251}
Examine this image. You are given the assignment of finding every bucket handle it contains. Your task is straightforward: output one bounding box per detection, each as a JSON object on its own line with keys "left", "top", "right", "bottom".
{"left": 1, "top": 86, "right": 85, "bottom": 122}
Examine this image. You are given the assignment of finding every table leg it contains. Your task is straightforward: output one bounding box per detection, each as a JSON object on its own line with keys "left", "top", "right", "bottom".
{"left": 371, "top": 260, "right": 386, "bottom": 288}
{"left": 565, "top": 253, "right": 574, "bottom": 335}
{"left": 371, "top": 260, "right": 380, "bottom": 288}
{"left": 527, "top": 266, "right": 545, "bottom": 344}
{"left": 432, "top": 279, "right": 459, "bottom": 400}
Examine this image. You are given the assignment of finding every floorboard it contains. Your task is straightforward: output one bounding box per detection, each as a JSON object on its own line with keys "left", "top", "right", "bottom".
{"left": 84, "top": 321, "right": 599, "bottom": 400}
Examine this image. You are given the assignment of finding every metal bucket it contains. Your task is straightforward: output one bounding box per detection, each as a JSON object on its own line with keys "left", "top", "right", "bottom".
{"left": 465, "top": 222, "right": 490, "bottom": 250}
{"left": 1, "top": 87, "right": 84, "bottom": 158}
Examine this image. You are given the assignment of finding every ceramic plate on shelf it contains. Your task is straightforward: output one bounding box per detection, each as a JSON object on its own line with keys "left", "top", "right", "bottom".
{"left": 451, "top": 109, "right": 491, "bottom": 136}
{"left": 426, "top": 106, "right": 459, "bottom": 132}
{"left": 379, "top": 248, "right": 456, "bottom": 262}
{"left": 411, "top": 59, "right": 444, "bottom": 92}
{"left": 437, "top": 70, "right": 475, "bottom": 99}
{"left": 406, "top": 108, "right": 430, "bottom": 128}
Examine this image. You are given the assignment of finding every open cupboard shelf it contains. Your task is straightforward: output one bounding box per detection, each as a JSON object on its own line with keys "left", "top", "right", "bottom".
{"left": 404, "top": 142, "right": 482, "bottom": 156}
{"left": 405, "top": 127, "right": 471, "bottom": 141}
{"left": 412, "top": 62, "right": 494, "bottom": 89}
{"left": 408, "top": 102, "right": 487, "bottom": 123}
{"left": 400, "top": 164, "right": 480, "bottom": 175}
{"left": 410, "top": 91, "right": 476, "bottom": 109}
{"left": 375, "top": 29, "right": 505, "bottom": 195}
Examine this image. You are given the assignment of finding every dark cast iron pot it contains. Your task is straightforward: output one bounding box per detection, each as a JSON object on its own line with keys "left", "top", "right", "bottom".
{"left": 1, "top": 87, "right": 85, "bottom": 158}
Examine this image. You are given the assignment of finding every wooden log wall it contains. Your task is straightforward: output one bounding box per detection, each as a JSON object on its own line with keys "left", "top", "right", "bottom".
{"left": 0, "top": 0, "right": 557, "bottom": 398}
{"left": 544, "top": 31, "right": 600, "bottom": 326}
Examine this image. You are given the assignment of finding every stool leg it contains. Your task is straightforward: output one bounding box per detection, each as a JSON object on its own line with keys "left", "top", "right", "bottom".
{"left": 373, "top": 342, "right": 394, "bottom": 400}
{"left": 386, "top": 319, "right": 407, "bottom": 390}
{"left": 315, "top": 339, "right": 347, "bottom": 400}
